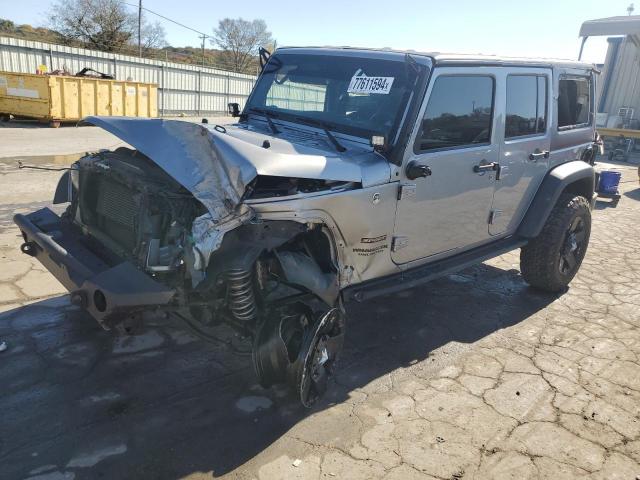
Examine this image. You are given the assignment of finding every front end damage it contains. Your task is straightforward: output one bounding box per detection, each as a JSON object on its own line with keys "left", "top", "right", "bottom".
{"left": 15, "top": 117, "right": 360, "bottom": 406}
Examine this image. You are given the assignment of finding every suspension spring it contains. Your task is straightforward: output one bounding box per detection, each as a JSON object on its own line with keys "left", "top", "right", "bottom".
{"left": 227, "top": 268, "right": 257, "bottom": 322}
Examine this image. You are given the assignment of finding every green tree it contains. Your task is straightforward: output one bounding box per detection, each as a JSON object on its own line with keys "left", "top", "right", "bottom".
{"left": 0, "top": 18, "right": 15, "bottom": 31}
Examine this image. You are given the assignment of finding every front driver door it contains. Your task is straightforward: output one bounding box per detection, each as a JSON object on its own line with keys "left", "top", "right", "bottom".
{"left": 392, "top": 69, "right": 500, "bottom": 264}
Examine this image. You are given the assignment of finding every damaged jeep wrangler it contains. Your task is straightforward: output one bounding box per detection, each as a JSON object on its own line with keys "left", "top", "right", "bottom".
{"left": 15, "top": 48, "right": 599, "bottom": 406}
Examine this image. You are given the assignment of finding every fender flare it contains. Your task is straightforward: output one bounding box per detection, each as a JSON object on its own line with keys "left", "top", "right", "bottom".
{"left": 518, "top": 161, "right": 595, "bottom": 239}
{"left": 53, "top": 171, "right": 72, "bottom": 204}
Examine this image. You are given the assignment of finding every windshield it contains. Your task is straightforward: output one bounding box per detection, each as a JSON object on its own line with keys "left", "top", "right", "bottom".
{"left": 245, "top": 53, "right": 420, "bottom": 142}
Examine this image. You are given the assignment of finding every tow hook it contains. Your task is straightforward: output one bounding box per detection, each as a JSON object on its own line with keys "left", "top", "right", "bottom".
{"left": 70, "top": 291, "right": 87, "bottom": 308}
{"left": 20, "top": 241, "right": 37, "bottom": 257}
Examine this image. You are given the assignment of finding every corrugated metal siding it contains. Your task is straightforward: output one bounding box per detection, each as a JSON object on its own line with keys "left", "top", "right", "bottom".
{"left": 267, "top": 81, "right": 325, "bottom": 111}
{"left": 599, "top": 36, "right": 640, "bottom": 121}
{"left": 0, "top": 36, "right": 260, "bottom": 115}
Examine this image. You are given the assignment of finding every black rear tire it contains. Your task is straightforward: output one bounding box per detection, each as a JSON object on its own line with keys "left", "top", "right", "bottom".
{"left": 520, "top": 194, "right": 591, "bottom": 292}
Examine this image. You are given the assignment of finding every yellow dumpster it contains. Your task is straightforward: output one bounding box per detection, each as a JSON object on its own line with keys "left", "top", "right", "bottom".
{"left": 0, "top": 71, "right": 157, "bottom": 127}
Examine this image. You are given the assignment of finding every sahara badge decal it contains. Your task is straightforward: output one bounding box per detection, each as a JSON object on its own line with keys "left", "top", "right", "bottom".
{"left": 360, "top": 234, "right": 387, "bottom": 244}
{"left": 353, "top": 244, "right": 388, "bottom": 256}
{"left": 354, "top": 234, "right": 389, "bottom": 256}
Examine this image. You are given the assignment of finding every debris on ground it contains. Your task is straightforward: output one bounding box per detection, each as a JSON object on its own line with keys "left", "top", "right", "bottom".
{"left": 292, "top": 458, "right": 302, "bottom": 467}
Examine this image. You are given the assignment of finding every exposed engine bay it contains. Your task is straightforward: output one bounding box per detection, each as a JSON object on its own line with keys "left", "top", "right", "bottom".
{"left": 48, "top": 146, "right": 346, "bottom": 406}
{"left": 74, "top": 148, "right": 204, "bottom": 275}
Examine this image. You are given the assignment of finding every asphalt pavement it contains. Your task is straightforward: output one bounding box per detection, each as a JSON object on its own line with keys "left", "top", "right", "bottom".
{"left": 1, "top": 124, "right": 639, "bottom": 479}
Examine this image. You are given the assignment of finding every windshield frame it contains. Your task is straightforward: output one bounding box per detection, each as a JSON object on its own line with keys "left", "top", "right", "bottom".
{"left": 242, "top": 48, "right": 432, "bottom": 164}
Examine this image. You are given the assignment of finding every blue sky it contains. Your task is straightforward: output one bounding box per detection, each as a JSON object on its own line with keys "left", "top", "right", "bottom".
{"left": 1, "top": 0, "right": 630, "bottom": 63}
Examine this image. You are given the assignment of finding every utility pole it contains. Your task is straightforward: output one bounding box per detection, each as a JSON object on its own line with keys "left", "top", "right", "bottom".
{"left": 199, "top": 34, "right": 207, "bottom": 67}
{"left": 138, "top": 0, "right": 142, "bottom": 57}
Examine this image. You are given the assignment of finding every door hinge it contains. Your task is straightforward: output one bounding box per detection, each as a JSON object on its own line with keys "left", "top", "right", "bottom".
{"left": 391, "top": 235, "right": 409, "bottom": 252}
{"left": 489, "top": 209, "right": 503, "bottom": 225}
{"left": 397, "top": 184, "right": 416, "bottom": 201}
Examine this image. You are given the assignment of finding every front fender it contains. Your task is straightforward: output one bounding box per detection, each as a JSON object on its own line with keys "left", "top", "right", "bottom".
{"left": 52, "top": 171, "right": 72, "bottom": 204}
{"left": 518, "top": 161, "right": 595, "bottom": 238}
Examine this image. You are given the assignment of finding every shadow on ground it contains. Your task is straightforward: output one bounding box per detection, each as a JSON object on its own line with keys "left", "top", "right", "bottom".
{"left": 624, "top": 186, "right": 640, "bottom": 201}
{"left": 0, "top": 263, "right": 556, "bottom": 479}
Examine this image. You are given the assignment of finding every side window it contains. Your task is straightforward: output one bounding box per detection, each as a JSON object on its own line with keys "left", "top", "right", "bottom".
{"left": 417, "top": 75, "right": 494, "bottom": 151}
{"left": 557, "top": 77, "right": 591, "bottom": 129}
{"left": 505, "top": 75, "right": 547, "bottom": 138}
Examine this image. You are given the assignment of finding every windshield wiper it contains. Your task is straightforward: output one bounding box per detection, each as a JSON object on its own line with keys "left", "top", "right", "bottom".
{"left": 293, "top": 116, "right": 347, "bottom": 153}
{"left": 248, "top": 107, "right": 281, "bottom": 134}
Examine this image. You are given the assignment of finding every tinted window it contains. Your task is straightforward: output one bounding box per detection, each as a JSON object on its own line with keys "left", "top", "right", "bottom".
{"left": 558, "top": 77, "right": 591, "bottom": 128}
{"left": 418, "top": 76, "right": 494, "bottom": 151}
{"left": 505, "top": 75, "right": 547, "bottom": 138}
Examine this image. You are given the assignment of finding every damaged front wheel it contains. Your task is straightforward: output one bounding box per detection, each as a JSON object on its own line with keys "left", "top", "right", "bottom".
{"left": 252, "top": 304, "right": 345, "bottom": 408}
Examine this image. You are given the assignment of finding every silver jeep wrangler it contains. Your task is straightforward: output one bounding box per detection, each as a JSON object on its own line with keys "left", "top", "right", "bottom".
{"left": 15, "top": 48, "right": 598, "bottom": 406}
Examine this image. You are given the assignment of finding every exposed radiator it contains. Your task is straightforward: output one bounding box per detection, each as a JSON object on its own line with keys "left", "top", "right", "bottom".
{"left": 95, "top": 179, "right": 137, "bottom": 228}
{"left": 80, "top": 173, "right": 139, "bottom": 252}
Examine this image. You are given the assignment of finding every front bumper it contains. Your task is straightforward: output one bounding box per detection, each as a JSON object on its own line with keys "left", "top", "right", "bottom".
{"left": 14, "top": 208, "right": 175, "bottom": 329}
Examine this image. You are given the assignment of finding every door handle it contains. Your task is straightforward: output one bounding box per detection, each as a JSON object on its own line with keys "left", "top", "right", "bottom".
{"left": 406, "top": 161, "right": 432, "bottom": 180}
{"left": 473, "top": 162, "right": 499, "bottom": 173}
{"left": 528, "top": 150, "right": 550, "bottom": 161}
{"left": 474, "top": 161, "right": 501, "bottom": 180}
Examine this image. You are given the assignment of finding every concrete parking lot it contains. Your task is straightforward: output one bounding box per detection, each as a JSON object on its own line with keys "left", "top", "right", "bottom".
{"left": 1, "top": 124, "right": 640, "bottom": 479}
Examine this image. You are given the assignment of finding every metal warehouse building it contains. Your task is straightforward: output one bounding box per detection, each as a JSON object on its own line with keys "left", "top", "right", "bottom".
{"left": 581, "top": 16, "right": 640, "bottom": 129}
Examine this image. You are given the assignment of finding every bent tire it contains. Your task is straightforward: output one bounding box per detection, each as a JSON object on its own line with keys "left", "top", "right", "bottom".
{"left": 520, "top": 194, "right": 591, "bottom": 292}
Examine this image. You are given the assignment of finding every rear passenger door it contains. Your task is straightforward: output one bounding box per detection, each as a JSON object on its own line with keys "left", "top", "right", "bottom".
{"left": 489, "top": 69, "right": 552, "bottom": 236}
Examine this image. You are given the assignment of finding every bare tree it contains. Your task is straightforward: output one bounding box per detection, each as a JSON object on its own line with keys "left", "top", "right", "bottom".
{"left": 49, "top": 0, "right": 166, "bottom": 53}
{"left": 140, "top": 20, "right": 167, "bottom": 52}
{"left": 50, "top": 0, "right": 134, "bottom": 51}
{"left": 211, "top": 18, "right": 273, "bottom": 73}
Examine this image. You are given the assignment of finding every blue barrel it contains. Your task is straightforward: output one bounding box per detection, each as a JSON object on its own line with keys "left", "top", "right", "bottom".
{"left": 598, "top": 170, "right": 622, "bottom": 194}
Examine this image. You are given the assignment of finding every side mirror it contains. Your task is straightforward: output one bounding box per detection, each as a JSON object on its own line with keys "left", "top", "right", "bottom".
{"left": 227, "top": 102, "right": 240, "bottom": 117}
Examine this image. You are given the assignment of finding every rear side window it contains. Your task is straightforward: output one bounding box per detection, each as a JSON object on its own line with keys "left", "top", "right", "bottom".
{"left": 558, "top": 77, "right": 591, "bottom": 129}
{"left": 505, "top": 75, "right": 547, "bottom": 138}
{"left": 417, "top": 75, "right": 494, "bottom": 151}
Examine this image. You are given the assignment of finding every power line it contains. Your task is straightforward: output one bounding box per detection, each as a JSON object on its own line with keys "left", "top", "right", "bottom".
{"left": 120, "top": 1, "right": 213, "bottom": 66}
{"left": 119, "top": 1, "right": 210, "bottom": 38}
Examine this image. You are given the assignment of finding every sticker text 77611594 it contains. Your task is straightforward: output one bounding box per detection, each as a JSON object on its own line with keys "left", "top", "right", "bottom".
{"left": 348, "top": 72, "right": 395, "bottom": 95}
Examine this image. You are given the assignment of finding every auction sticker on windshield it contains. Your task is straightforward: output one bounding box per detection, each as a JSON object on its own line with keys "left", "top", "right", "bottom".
{"left": 348, "top": 70, "right": 394, "bottom": 94}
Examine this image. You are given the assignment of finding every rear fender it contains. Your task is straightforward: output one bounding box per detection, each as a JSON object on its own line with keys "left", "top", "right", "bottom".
{"left": 518, "top": 160, "right": 595, "bottom": 238}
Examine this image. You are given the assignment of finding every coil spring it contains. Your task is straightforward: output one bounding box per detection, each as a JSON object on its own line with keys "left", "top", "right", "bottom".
{"left": 227, "top": 268, "right": 257, "bottom": 322}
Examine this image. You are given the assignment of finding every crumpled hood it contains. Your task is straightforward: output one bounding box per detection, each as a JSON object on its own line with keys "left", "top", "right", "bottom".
{"left": 82, "top": 117, "right": 255, "bottom": 223}
{"left": 83, "top": 117, "right": 391, "bottom": 221}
